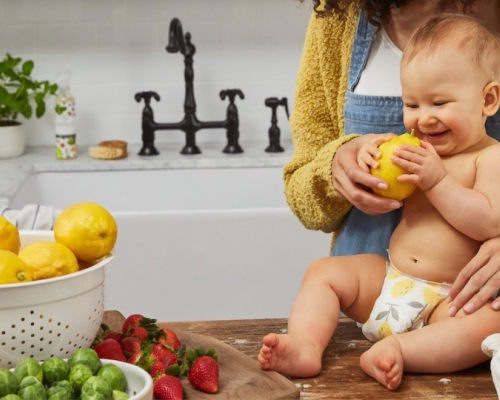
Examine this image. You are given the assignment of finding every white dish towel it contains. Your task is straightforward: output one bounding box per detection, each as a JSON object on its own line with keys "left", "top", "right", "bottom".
{"left": 0, "top": 204, "right": 55, "bottom": 230}
{"left": 482, "top": 333, "right": 500, "bottom": 399}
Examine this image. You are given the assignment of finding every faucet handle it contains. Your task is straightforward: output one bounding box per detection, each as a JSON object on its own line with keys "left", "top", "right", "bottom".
{"left": 134, "top": 91, "right": 160, "bottom": 106}
{"left": 219, "top": 89, "right": 245, "bottom": 104}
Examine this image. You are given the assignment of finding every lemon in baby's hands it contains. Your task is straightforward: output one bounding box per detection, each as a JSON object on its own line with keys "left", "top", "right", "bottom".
{"left": 370, "top": 131, "right": 421, "bottom": 201}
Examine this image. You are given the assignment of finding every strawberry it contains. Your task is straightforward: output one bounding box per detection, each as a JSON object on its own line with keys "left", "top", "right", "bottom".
{"left": 150, "top": 360, "right": 166, "bottom": 379}
{"left": 151, "top": 343, "right": 180, "bottom": 367}
{"left": 129, "top": 326, "right": 150, "bottom": 340}
{"left": 121, "top": 336, "right": 142, "bottom": 358}
{"left": 128, "top": 349, "right": 146, "bottom": 366}
{"left": 92, "top": 323, "right": 123, "bottom": 345}
{"left": 153, "top": 375, "right": 184, "bottom": 400}
{"left": 93, "top": 338, "right": 126, "bottom": 362}
{"left": 157, "top": 328, "right": 182, "bottom": 350}
{"left": 104, "top": 330, "right": 124, "bottom": 344}
{"left": 186, "top": 348, "right": 219, "bottom": 394}
{"left": 122, "top": 314, "right": 161, "bottom": 340}
{"left": 122, "top": 314, "right": 145, "bottom": 334}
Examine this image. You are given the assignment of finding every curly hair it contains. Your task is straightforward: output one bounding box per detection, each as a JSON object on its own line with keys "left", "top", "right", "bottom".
{"left": 300, "top": 0, "right": 477, "bottom": 24}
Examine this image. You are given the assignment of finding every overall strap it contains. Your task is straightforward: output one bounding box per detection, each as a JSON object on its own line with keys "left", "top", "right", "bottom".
{"left": 347, "top": 9, "right": 377, "bottom": 91}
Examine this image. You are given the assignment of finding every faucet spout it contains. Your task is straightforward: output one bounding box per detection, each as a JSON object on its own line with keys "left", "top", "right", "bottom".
{"left": 166, "top": 18, "right": 195, "bottom": 56}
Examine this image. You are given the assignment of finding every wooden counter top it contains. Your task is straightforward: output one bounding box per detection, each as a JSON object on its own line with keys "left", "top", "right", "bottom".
{"left": 103, "top": 312, "right": 497, "bottom": 399}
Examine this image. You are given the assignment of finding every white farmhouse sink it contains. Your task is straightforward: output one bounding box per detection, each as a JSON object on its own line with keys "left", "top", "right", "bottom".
{"left": 11, "top": 167, "right": 331, "bottom": 322}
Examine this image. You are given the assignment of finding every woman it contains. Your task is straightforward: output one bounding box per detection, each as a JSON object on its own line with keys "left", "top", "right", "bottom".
{"left": 287, "top": 0, "right": 500, "bottom": 315}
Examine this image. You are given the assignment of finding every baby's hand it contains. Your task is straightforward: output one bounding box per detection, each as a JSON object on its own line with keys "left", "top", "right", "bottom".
{"left": 357, "top": 134, "right": 396, "bottom": 172}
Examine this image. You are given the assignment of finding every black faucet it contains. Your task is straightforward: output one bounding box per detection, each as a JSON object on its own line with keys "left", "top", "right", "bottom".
{"left": 264, "top": 97, "right": 289, "bottom": 153}
{"left": 135, "top": 18, "right": 245, "bottom": 156}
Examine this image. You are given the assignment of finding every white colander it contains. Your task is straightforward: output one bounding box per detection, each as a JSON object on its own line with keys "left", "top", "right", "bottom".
{"left": 0, "top": 230, "right": 113, "bottom": 368}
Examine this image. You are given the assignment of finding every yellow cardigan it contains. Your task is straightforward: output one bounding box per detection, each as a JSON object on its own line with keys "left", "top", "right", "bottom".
{"left": 285, "top": 3, "right": 362, "bottom": 248}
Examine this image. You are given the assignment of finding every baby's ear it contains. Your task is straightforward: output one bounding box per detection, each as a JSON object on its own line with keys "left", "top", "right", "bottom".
{"left": 483, "top": 81, "right": 500, "bottom": 116}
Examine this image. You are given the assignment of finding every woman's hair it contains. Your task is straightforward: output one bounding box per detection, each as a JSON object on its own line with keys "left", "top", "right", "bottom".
{"left": 300, "top": 0, "right": 478, "bottom": 24}
{"left": 402, "top": 13, "right": 500, "bottom": 81}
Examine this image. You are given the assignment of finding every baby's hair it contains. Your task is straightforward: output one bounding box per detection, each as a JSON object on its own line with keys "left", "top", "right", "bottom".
{"left": 402, "top": 13, "right": 500, "bottom": 82}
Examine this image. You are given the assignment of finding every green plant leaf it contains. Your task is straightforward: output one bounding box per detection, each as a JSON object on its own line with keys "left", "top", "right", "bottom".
{"left": 0, "top": 53, "right": 58, "bottom": 121}
{"left": 21, "top": 60, "right": 34, "bottom": 76}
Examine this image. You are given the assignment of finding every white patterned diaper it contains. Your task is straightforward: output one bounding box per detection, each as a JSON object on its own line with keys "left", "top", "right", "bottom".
{"left": 360, "top": 260, "right": 452, "bottom": 342}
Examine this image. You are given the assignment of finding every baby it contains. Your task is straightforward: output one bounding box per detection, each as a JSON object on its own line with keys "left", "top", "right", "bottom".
{"left": 259, "top": 13, "right": 500, "bottom": 390}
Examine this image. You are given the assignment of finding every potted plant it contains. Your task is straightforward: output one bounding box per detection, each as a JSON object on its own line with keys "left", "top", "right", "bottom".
{"left": 0, "top": 53, "right": 58, "bottom": 159}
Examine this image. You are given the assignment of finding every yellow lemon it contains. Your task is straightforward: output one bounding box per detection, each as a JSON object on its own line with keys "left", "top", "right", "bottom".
{"left": 54, "top": 202, "right": 118, "bottom": 262}
{"left": 0, "top": 250, "right": 32, "bottom": 284}
{"left": 370, "top": 131, "right": 421, "bottom": 201}
{"left": 19, "top": 241, "right": 79, "bottom": 281}
{"left": 0, "top": 216, "right": 21, "bottom": 254}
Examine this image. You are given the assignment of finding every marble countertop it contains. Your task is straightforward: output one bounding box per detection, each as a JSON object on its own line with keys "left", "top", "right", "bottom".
{"left": 0, "top": 141, "right": 293, "bottom": 208}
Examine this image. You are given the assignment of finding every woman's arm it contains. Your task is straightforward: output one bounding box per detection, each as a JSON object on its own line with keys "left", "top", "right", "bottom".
{"left": 284, "top": 6, "right": 401, "bottom": 233}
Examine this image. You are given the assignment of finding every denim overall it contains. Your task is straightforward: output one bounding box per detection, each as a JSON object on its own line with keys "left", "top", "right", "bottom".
{"left": 332, "top": 10, "right": 500, "bottom": 257}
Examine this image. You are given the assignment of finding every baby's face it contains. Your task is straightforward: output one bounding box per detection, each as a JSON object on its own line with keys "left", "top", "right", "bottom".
{"left": 401, "top": 47, "right": 489, "bottom": 156}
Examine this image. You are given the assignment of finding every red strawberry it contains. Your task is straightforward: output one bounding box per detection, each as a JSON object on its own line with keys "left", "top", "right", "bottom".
{"left": 121, "top": 336, "right": 142, "bottom": 358}
{"left": 104, "top": 330, "right": 124, "bottom": 344}
{"left": 151, "top": 343, "right": 179, "bottom": 367}
{"left": 130, "top": 326, "right": 149, "bottom": 340}
{"left": 158, "top": 328, "right": 182, "bottom": 350}
{"left": 122, "top": 314, "right": 160, "bottom": 340}
{"left": 128, "top": 349, "right": 146, "bottom": 366}
{"left": 93, "top": 338, "right": 126, "bottom": 362}
{"left": 153, "top": 375, "right": 184, "bottom": 400}
{"left": 186, "top": 348, "right": 219, "bottom": 394}
{"left": 122, "top": 314, "right": 145, "bottom": 334}
{"left": 150, "top": 360, "right": 166, "bottom": 379}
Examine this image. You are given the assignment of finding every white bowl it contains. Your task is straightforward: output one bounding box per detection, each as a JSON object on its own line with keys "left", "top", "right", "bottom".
{"left": 102, "top": 359, "right": 153, "bottom": 400}
{"left": 0, "top": 230, "right": 113, "bottom": 368}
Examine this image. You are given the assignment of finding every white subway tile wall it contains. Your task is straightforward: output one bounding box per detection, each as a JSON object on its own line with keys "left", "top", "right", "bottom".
{"left": 0, "top": 0, "right": 312, "bottom": 147}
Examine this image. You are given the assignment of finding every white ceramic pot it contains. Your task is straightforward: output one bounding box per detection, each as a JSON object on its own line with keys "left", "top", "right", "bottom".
{"left": 0, "top": 122, "right": 25, "bottom": 159}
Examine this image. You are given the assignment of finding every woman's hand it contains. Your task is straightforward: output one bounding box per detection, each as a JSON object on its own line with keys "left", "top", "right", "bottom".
{"left": 332, "top": 134, "right": 403, "bottom": 215}
{"left": 448, "top": 236, "right": 500, "bottom": 316}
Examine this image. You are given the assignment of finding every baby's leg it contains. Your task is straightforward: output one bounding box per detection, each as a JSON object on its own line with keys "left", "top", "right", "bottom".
{"left": 258, "top": 254, "right": 387, "bottom": 377}
{"left": 361, "top": 298, "right": 500, "bottom": 389}
{"left": 360, "top": 335, "right": 404, "bottom": 390}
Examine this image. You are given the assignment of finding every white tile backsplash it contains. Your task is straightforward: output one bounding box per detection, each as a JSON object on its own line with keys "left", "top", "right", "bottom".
{"left": 0, "top": 0, "right": 313, "bottom": 148}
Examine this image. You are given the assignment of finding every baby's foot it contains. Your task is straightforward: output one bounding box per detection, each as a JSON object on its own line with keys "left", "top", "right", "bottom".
{"left": 258, "top": 333, "right": 322, "bottom": 378}
{"left": 360, "top": 336, "right": 404, "bottom": 390}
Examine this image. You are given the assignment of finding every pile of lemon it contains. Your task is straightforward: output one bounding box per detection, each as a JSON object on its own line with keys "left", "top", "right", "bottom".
{"left": 0, "top": 202, "right": 118, "bottom": 285}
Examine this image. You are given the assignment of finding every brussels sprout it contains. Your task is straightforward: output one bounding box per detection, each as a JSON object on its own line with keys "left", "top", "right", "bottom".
{"left": 14, "top": 358, "right": 43, "bottom": 384}
{"left": 46, "top": 380, "right": 75, "bottom": 400}
{"left": 68, "top": 348, "right": 102, "bottom": 374}
{"left": 69, "top": 364, "right": 94, "bottom": 395}
{"left": 80, "top": 376, "right": 113, "bottom": 400}
{"left": 112, "top": 390, "right": 129, "bottom": 400}
{"left": 0, "top": 368, "right": 19, "bottom": 397}
{"left": 97, "top": 364, "right": 127, "bottom": 392}
{"left": 17, "top": 376, "right": 47, "bottom": 400}
{"left": 0, "top": 395, "right": 22, "bottom": 400}
{"left": 42, "top": 358, "right": 70, "bottom": 386}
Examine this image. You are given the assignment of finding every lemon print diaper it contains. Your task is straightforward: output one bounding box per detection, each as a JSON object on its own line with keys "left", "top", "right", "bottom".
{"left": 360, "top": 260, "right": 451, "bottom": 342}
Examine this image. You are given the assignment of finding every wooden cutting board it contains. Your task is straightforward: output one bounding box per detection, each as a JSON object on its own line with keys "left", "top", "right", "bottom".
{"left": 102, "top": 311, "right": 300, "bottom": 400}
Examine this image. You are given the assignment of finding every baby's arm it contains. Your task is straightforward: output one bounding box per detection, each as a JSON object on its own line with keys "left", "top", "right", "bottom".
{"left": 396, "top": 143, "right": 500, "bottom": 241}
